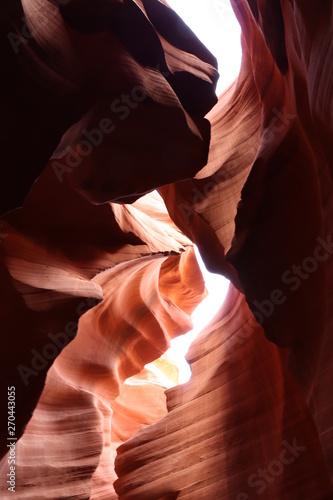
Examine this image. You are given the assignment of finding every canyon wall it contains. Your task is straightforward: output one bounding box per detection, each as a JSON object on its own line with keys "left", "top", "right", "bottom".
{"left": 0, "top": 0, "right": 332, "bottom": 498}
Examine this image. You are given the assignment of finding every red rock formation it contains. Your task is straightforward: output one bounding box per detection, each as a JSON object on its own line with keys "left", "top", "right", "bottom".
{"left": 0, "top": 0, "right": 215, "bottom": 461}
{"left": 0, "top": 0, "right": 332, "bottom": 498}
{"left": 115, "top": 286, "right": 333, "bottom": 499}
{"left": 0, "top": 243, "right": 204, "bottom": 499}
{"left": 0, "top": 0, "right": 218, "bottom": 214}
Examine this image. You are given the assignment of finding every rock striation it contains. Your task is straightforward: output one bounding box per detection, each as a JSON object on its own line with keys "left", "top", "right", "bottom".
{"left": 0, "top": 0, "right": 332, "bottom": 498}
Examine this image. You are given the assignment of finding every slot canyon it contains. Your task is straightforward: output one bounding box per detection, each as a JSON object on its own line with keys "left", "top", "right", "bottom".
{"left": 0, "top": 0, "right": 332, "bottom": 498}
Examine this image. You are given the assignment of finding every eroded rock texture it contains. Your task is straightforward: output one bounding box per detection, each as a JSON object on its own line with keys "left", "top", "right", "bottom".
{"left": 0, "top": 0, "right": 332, "bottom": 499}
{"left": 115, "top": 285, "right": 332, "bottom": 499}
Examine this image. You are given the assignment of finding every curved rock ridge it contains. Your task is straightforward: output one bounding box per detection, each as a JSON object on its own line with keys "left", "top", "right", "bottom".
{"left": 0, "top": 220, "right": 104, "bottom": 460}
{"left": 0, "top": 0, "right": 218, "bottom": 215}
{"left": 159, "top": 0, "right": 333, "bottom": 487}
{"left": 0, "top": 247, "right": 205, "bottom": 499}
{"left": 53, "top": 247, "right": 205, "bottom": 399}
{"left": 115, "top": 285, "right": 333, "bottom": 499}
{"left": 0, "top": 165, "right": 201, "bottom": 460}
{"left": 111, "top": 191, "right": 193, "bottom": 254}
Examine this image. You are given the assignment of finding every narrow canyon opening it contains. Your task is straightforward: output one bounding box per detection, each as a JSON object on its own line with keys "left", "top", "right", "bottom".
{"left": 167, "top": 0, "right": 242, "bottom": 96}
{"left": 144, "top": 0, "right": 242, "bottom": 386}
{"left": 147, "top": 244, "right": 230, "bottom": 386}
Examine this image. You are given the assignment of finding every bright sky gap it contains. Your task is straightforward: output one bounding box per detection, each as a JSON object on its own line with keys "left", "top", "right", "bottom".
{"left": 167, "top": 0, "right": 242, "bottom": 95}
{"left": 146, "top": 0, "right": 242, "bottom": 384}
